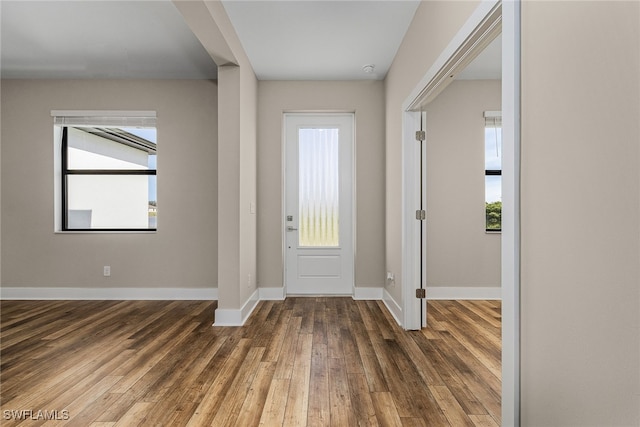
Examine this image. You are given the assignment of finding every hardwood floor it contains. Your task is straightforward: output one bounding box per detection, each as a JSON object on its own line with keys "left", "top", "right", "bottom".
{"left": 1, "top": 298, "right": 501, "bottom": 426}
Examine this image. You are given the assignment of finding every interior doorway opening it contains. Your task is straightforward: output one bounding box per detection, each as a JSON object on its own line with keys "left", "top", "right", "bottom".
{"left": 401, "top": 0, "right": 521, "bottom": 424}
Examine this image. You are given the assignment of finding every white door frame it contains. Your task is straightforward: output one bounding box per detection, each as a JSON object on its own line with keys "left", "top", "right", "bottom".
{"left": 283, "top": 112, "right": 355, "bottom": 296}
{"left": 401, "top": 0, "right": 520, "bottom": 425}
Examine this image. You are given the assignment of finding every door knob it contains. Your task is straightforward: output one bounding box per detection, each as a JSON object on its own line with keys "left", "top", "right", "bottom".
{"left": 287, "top": 226, "right": 298, "bottom": 231}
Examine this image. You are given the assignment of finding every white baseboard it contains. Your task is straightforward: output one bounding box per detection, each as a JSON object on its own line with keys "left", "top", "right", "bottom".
{"left": 214, "top": 288, "right": 259, "bottom": 327}
{"left": 0, "top": 286, "right": 217, "bottom": 300}
{"left": 352, "top": 286, "right": 384, "bottom": 300}
{"left": 1, "top": 285, "right": 462, "bottom": 330}
{"left": 212, "top": 308, "right": 243, "bottom": 326}
{"left": 259, "top": 286, "right": 285, "bottom": 300}
{"left": 382, "top": 288, "right": 403, "bottom": 326}
{"left": 426, "top": 286, "right": 501, "bottom": 300}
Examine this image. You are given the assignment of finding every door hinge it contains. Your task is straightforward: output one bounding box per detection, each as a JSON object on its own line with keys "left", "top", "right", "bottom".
{"left": 416, "top": 288, "right": 426, "bottom": 299}
{"left": 415, "top": 130, "right": 426, "bottom": 141}
{"left": 415, "top": 209, "right": 426, "bottom": 220}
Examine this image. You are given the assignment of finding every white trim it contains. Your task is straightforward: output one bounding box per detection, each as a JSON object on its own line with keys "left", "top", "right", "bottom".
{"left": 484, "top": 110, "right": 502, "bottom": 118}
{"left": 214, "top": 288, "right": 259, "bottom": 327}
{"left": 426, "top": 286, "right": 501, "bottom": 300}
{"left": 51, "top": 110, "right": 156, "bottom": 118}
{"left": 403, "top": 0, "right": 502, "bottom": 112}
{"left": 352, "top": 286, "right": 383, "bottom": 300}
{"left": 0, "top": 287, "right": 217, "bottom": 300}
{"left": 259, "top": 286, "right": 286, "bottom": 301}
{"left": 51, "top": 110, "right": 157, "bottom": 128}
{"left": 212, "top": 309, "right": 243, "bottom": 327}
{"left": 382, "top": 288, "right": 403, "bottom": 327}
{"left": 501, "top": 0, "right": 521, "bottom": 425}
{"left": 54, "top": 230, "right": 157, "bottom": 235}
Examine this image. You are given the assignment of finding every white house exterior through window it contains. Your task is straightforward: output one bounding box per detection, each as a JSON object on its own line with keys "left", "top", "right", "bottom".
{"left": 53, "top": 111, "right": 157, "bottom": 232}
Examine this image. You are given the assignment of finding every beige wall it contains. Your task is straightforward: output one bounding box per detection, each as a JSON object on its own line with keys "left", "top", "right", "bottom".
{"left": 425, "top": 79, "right": 501, "bottom": 288}
{"left": 216, "top": 63, "right": 258, "bottom": 309}
{"left": 238, "top": 62, "right": 258, "bottom": 305}
{"left": 520, "top": 1, "right": 640, "bottom": 425}
{"left": 257, "top": 80, "right": 385, "bottom": 289}
{"left": 0, "top": 79, "right": 218, "bottom": 289}
{"left": 0, "top": 81, "right": 3, "bottom": 286}
{"left": 175, "top": 0, "right": 259, "bottom": 310}
{"left": 384, "top": 0, "right": 481, "bottom": 303}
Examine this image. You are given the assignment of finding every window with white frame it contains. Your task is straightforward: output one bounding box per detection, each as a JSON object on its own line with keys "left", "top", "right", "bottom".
{"left": 484, "top": 111, "right": 502, "bottom": 232}
{"left": 53, "top": 111, "right": 157, "bottom": 231}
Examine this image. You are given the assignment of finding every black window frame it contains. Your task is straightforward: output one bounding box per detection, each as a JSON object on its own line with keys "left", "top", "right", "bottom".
{"left": 61, "top": 126, "right": 157, "bottom": 232}
{"left": 484, "top": 121, "right": 502, "bottom": 233}
{"left": 485, "top": 169, "right": 502, "bottom": 232}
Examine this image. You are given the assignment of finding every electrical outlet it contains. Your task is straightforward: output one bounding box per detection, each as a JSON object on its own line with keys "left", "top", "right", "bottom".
{"left": 247, "top": 273, "right": 252, "bottom": 287}
{"left": 386, "top": 272, "right": 395, "bottom": 287}
{"left": 103, "top": 266, "right": 111, "bottom": 277}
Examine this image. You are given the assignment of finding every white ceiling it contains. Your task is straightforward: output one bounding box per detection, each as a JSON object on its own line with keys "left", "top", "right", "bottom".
{"left": 0, "top": 0, "right": 500, "bottom": 81}
{"left": 221, "top": 0, "right": 421, "bottom": 80}
{"left": 0, "top": 0, "right": 218, "bottom": 79}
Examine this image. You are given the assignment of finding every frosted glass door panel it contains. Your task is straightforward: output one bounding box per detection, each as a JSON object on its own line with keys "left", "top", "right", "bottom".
{"left": 298, "top": 128, "right": 339, "bottom": 247}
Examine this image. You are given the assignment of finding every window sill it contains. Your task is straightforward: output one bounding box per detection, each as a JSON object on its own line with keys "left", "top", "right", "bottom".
{"left": 485, "top": 230, "right": 501, "bottom": 234}
{"left": 55, "top": 230, "right": 157, "bottom": 235}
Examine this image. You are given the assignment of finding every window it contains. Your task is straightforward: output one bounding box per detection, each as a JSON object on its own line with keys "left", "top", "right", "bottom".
{"left": 484, "top": 111, "right": 502, "bottom": 232}
{"left": 54, "top": 111, "right": 157, "bottom": 231}
{"left": 298, "top": 127, "right": 340, "bottom": 247}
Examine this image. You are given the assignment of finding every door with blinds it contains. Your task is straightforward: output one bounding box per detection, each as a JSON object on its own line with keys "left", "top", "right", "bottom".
{"left": 284, "top": 113, "right": 354, "bottom": 295}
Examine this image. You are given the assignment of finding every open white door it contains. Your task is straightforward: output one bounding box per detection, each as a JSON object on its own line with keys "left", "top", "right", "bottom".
{"left": 402, "top": 110, "right": 428, "bottom": 330}
{"left": 284, "top": 113, "right": 354, "bottom": 295}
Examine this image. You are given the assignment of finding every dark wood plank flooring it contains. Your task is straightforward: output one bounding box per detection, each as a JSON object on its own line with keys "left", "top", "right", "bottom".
{"left": 0, "top": 298, "right": 501, "bottom": 426}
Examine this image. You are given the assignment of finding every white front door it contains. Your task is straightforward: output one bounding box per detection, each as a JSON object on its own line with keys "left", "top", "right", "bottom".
{"left": 284, "top": 113, "right": 354, "bottom": 295}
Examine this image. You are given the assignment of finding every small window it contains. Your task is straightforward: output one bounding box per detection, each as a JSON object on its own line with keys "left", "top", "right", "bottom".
{"left": 54, "top": 112, "right": 157, "bottom": 231}
{"left": 484, "top": 111, "right": 501, "bottom": 232}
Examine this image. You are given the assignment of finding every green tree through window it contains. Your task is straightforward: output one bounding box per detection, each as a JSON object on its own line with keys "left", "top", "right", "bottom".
{"left": 486, "top": 201, "right": 502, "bottom": 230}
{"left": 484, "top": 111, "right": 501, "bottom": 231}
